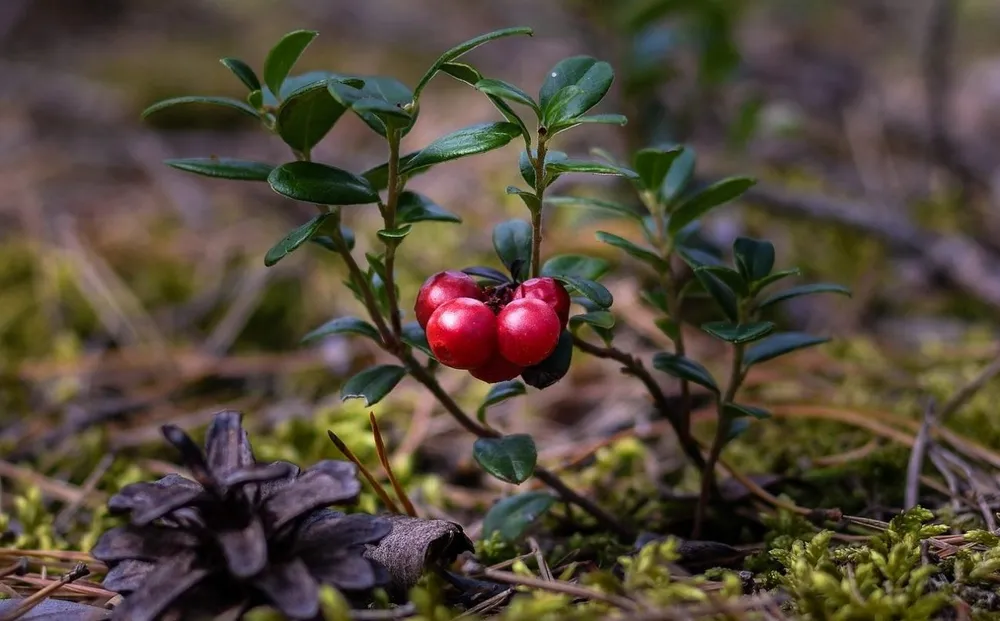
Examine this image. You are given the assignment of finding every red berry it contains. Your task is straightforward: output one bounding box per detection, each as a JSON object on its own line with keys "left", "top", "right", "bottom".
{"left": 513, "top": 278, "right": 571, "bottom": 328}
{"left": 496, "top": 298, "right": 561, "bottom": 367}
{"left": 426, "top": 298, "right": 497, "bottom": 369}
{"left": 470, "top": 353, "right": 523, "bottom": 384}
{"left": 415, "top": 270, "right": 484, "bottom": 329}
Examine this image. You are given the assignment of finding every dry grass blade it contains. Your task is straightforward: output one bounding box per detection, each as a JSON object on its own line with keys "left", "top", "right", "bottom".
{"left": 0, "top": 562, "right": 89, "bottom": 621}
{"left": 370, "top": 412, "right": 418, "bottom": 517}
{"left": 481, "top": 568, "right": 639, "bottom": 611}
{"left": 327, "top": 430, "right": 402, "bottom": 514}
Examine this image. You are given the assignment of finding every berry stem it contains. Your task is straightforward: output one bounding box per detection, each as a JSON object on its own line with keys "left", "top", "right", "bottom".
{"left": 529, "top": 134, "right": 549, "bottom": 279}
{"left": 399, "top": 349, "right": 633, "bottom": 538}
{"left": 693, "top": 324, "right": 747, "bottom": 538}
{"left": 571, "top": 335, "right": 706, "bottom": 470}
{"left": 383, "top": 128, "right": 404, "bottom": 336}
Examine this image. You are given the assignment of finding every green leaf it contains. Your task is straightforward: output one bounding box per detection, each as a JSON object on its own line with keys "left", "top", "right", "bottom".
{"left": 493, "top": 219, "right": 533, "bottom": 279}
{"left": 477, "top": 381, "right": 526, "bottom": 422}
{"left": 440, "top": 63, "right": 531, "bottom": 144}
{"left": 328, "top": 76, "right": 416, "bottom": 137}
{"left": 752, "top": 268, "right": 801, "bottom": 293}
{"left": 377, "top": 225, "right": 412, "bottom": 243}
{"left": 402, "top": 122, "right": 522, "bottom": 174}
{"left": 678, "top": 245, "right": 725, "bottom": 268}
{"left": 401, "top": 322, "right": 433, "bottom": 357}
{"left": 473, "top": 435, "right": 537, "bottom": 484}
{"left": 483, "top": 492, "right": 555, "bottom": 542}
{"left": 544, "top": 196, "right": 644, "bottom": 222}
{"left": 596, "top": 231, "right": 666, "bottom": 270}
{"left": 694, "top": 265, "right": 748, "bottom": 296}
{"left": 220, "top": 57, "right": 261, "bottom": 92}
{"left": 540, "top": 85, "right": 584, "bottom": 127}
{"left": 268, "top": 162, "right": 380, "bottom": 206}
{"left": 302, "top": 316, "right": 380, "bottom": 344}
{"left": 660, "top": 146, "right": 696, "bottom": 205}
{"left": 726, "top": 418, "right": 752, "bottom": 441}
{"left": 263, "top": 30, "right": 318, "bottom": 97}
{"left": 723, "top": 403, "right": 772, "bottom": 420}
{"left": 652, "top": 353, "right": 720, "bottom": 394}
{"left": 692, "top": 269, "right": 739, "bottom": 321}
{"left": 701, "top": 321, "right": 775, "bottom": 345}
{"left": 569, "top": 311, "right": 615, "bottom": 331}
{"left": 667, "top": 176, "right": 755, "bottom": 238}
{"left": 553, "top": 276, "right": 612, "bottom": 309}
{"left": 633, "top": 146, "right": 683, "bottom": 194}
{"left": 732, "top": 237, "right": 775, "bottom": 282}
{"left": 164, "top": 158, "right": 273, "bottom": 181}
{"left": 541, "top": 254, "right": 611, "bottom": 281}
{"left": 340, "top": 364, "right": 407, "bottom": 407}
{"left": 141, "top": 96, "right": 259, "bottom": 120}
{"left": 506, "top": 186, "right": 541, "bottom": 211}
{"left": 277, "top": 81, "right": 347, "bottom": 152}
{"left": 475, "top": 79, "right": 539, "bottom": 115}
{"left": 397, "top": 192, "right": 461, "bottom": 224}
{"left": 743, "top": 332, "right": 830, "bottom": 368}
{"left": 248, "top": 89, "right": 264, "bottom": 109}
{"left": 462, "top": 266, "right": 511, "bottom": 284}
{"left": 757, "top": 284, "right": 851, "bottom": 310}
{"left": 519, "top": 149, "right": 568, "bottom": 187}
{"left": 522, "top": 329, "right": 575, "bottom": 388}
{"left": 413, "top": 27, "right": 534, "bottom": 100}
{"left": 547, "top": 114, "right": 627, "bottom": 136}
{"left": 264, "top": 213, "right": 332, "bottom": 267}
{"left": 545, "top": 159, "right": 639, "bottom": 179}
{"left": 539, "top": 57, "right": 614, "bottom": 124}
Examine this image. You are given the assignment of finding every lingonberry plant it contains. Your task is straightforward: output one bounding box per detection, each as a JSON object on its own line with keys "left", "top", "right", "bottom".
{"left": 140, "top": 25, "right": 848, "bottom": 542}
{"left": 548, "top": 146, "right": 851, "bottom": 533}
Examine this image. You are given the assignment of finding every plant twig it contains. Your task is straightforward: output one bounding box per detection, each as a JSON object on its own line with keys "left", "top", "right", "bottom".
{"left": 0, "top": 562, "right": 89, "bottom": 621}
{"left": 529, "top": 136, "right": 549, "bottom": 278}
{"left": 382, "top": 129, "right": 404, "bottom": 336}
{"left": 571, "top": 336, "right": 705, "bottom": 469}
{"left": 479, "top": 568, "right": 639, "bottom": 611}
{"left": 369, "top": 412, "right": 418, "bottom": 517}
{"left": 327, "top": 430, "right": 402, "bottom": 514}
{"left": 905, "top": 399, "right": 936, "bottom": 510}
{"left": 937, "top": 348, "right": 1000, "bottom": 423}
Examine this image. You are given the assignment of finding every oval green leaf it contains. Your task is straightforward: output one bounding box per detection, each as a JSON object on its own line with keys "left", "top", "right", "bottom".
{"left": 397, "top": 192, "right": 461, "bottom": 224}
{"left": 633, "top": 146, "right": 683, "bottom": 194}
{"left": 477, "top": 381, "right": 526, "bottom": 422}
{"left": 691, "top": 269, "right": 739, "bottom": 322}
{"left": 732, "top": 237, "right": 775, "bottom": 282}
{"left": 473, "top": 435, "right": 538, "bottom": 485}
{"left": 264, "top": 213, "right": 333, "bottom": 267}
{"left": 220, "top": 57, "right": 261, "bottom": 92}
{"left": 547, "top": 113, "right": 628, "bottom": 137}
{"left": 652, "top": 353, "right": 720, "bottom": 394}
{"left": 483, "top": 492, "right": 555, "bottom": 542}
{"left": 268, "top": 162, "right": 380, "bottom": 206}
{"left": 539, "top": 56, "right": 614, "bottom": 122}
{"left": 340, "top": 364, "right": 407, "bottom": 407}
{"left": 141, "top": 96, "right": 259, "bottom": 120}
{"left": 492, "top": 219, "right": 533, "bottom": 279}
{"left": 701, "top": 321, "right": 775, "bottom": 345}
{"left": 164, "top": 158, "right": 273, "bottom": 181}
{"left": 544, "top": 195, "right": 644, "bottom": 222}
{"left": 264, "top": 30, "right": 318, "bottom": 97}
{"left": 545, "top": 159, "right": 639, "bottom": 179}
{"left": 596, "top": 231, "right": 666, "bottom": 270}
{"left": 277, "top": 82, "right": 347, "bottom": 152}
{"left": 667, "top": 176, "right": 756, "bottom": 238}
{"left": 757, "top": 283, "right": 851, "bottom": 310}
{"left": 569, "top": 311, "right": 615, "bottom": 331}
{"left": 723, "top": 403, "right": 772, "bottom": 420}
{"left": 302, "top": 316, "right": 380, "bottom": 344}
{"left": 475, "top": 78, "right": 539, "bottom": 115}
{"left": 694, "top": 265, "right": 748, "bottom": 297}
{"left": 553, "top": 276, "right": 613, "bottom": 309}
{"left": 660, "top": 146, "right": 696, "bottom": 205}
{"left": 401, "top": 122, "right": 522, "bottom": 174}
{"left": 413, "top": 27, "right": 533, "bottom": 100}
{"left": 401, "top": 322, "right": 433, "bottom": 357}
{"left": 743, "top": 332, "right": 830, "bottom": 369}
{"left": 521, "top": 329, "right": 574, "bottom": 388}
{"left": 541, "top": 255, "right": 611, "bottom": 281}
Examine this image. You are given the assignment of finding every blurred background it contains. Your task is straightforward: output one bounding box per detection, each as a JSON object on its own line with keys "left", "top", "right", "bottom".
{"left": 4, "top": 0, "right": 1000, "bottom": 531}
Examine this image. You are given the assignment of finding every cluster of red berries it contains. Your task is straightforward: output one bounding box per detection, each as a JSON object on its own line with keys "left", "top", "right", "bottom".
{"left": 415, "top": 270, "right": 571, "bottom": 383}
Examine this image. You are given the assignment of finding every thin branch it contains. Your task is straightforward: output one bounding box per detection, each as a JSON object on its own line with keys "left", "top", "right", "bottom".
{"left": 479, "top": 568, "right": 639, "bottom": 611}
{"left": 905, "top": 399, "right": 936, "bottom": 510}
{"left": 571, "top": 336, "right": 706, "bottom": 469}
{"left": 938, "top": 348, "right": 1000, "bottom": 423}
{"left": 0, "top": 563, "right": 89, "bottom": 621}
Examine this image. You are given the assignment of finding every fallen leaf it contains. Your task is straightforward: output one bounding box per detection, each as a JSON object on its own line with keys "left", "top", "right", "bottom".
{"left": 364, "top": 514, "right": 474, "bottom": 594}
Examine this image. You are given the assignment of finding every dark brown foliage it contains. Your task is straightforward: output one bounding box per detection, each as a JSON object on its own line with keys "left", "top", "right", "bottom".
{"left": 91, "top": 411, "right": 391, "bottom": 621}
